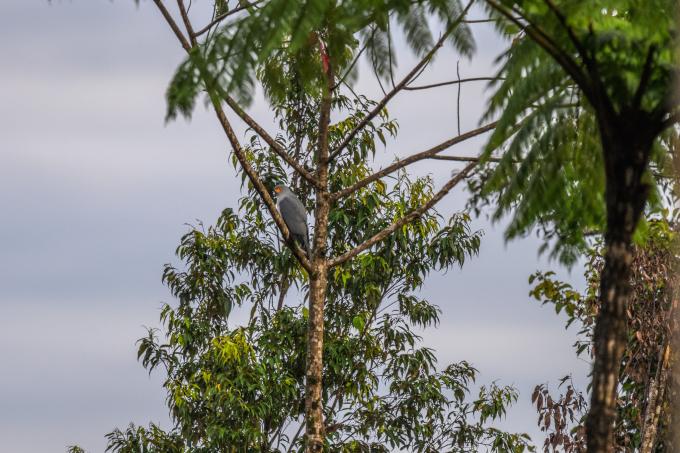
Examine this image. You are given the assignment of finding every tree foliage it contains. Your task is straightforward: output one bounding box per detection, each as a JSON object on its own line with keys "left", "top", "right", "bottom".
{"left": 528, "top": 215, "right": 679, "bottom": 452}
{"left": 164, "top": 0, "right": 475, "bottom": 115}
{"left": 72, "top": 86, "right": 534, "bottom": 453}
{"left": 469, "top": 0, "right": 677, "bottom": 264}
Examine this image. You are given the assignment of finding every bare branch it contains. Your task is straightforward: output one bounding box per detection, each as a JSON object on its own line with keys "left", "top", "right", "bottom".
{"left": 211, "top": 100, "right": 312, "bottom": 271}
{"left": 173, "top": 0, "right": 320, "bottom": 190}
{"left": 456, "top": 61, "right": 461, "bottom": 135}
{"left": 329, "top": 0, "right": 474, "bottom": 160}
{"left": 330, "top": 122, "right": 496, "bottom": 201}
{"left": 177, "top": 0, "right": 197, "bottom": 45}
{"left": 152, "top": 0, "right": 311, "bottom": 271}
{"left": 332, "top": 40, "right": 368, "bottom": 90}
{"left": 152, "top": 0, "right": 191, "bottom": 51}
{"left": 463, "top": 18, "right": 498, "bottom": 23}
{"left": 430, "top": 155, "right": 501, "bottom": 162}
{"left": 462, "top": 16, "right": 523, "bottom": 23}
{"left": 328, "top": 162, "right": 477, "bottom": 268}
{"left": 223, "top": 95, "right": 322, "bottom": 189}
{"left": 287, "top": 423, "right": 305, "bottom": 453}
{"left": 404, "top": 76, "right": 502, "bottom": 91}
{"left": 193, "top": 1, "right": 262, "bottom": 37}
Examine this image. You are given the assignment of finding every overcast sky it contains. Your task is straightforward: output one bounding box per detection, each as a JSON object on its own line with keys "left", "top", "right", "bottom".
{"left": 1, "top": 1, "right": 589, "bottom": 452}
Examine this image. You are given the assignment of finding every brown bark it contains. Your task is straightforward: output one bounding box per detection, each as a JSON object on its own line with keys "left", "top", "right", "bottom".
{"left": 223, "top": 95, "right": 321, "bottom": 188}
{"left": 586, "top": 121, "right": 654, "bottom": 453}
{"left": 640, "top": 344, "right": 671, "bottom": 453}
{"left": 305, "top": 264, "right": 328, "bottom": 451}
{"left": 588, "top": 238, "right": 634, "bottom": 452}
{"left": 304, "top": 52, "right": 333, "bottom": 452}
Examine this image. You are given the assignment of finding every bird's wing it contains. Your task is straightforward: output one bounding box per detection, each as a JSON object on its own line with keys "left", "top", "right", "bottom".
{"left": 278, "top": 196, "right": 308, "bottom": 236}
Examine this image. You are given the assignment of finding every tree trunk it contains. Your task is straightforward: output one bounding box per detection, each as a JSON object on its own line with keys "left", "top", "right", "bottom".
{"left": 586, "top": 121, "right": 653, "bottom": 453}
{"left": 640, "top": 344, "right": 671, "bottom": 453}
{"left": 305, "top": 264, "right": 328, "bottom": 451}
{"left": 588, "top": 237, "right": 634, "bottom": 452}
{"left": 305, "top": 47, "right": 333, "bottom": 452}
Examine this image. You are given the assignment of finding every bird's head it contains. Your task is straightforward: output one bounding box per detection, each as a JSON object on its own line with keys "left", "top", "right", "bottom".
{"left": 273, "top": 184, "right": 288, "bottom": 197}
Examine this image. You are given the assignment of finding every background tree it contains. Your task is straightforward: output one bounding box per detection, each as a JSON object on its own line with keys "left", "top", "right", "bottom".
{"left": 73, "top": 94, "right": 535, "bottom": 453}
{"left": 145, "top": 0, "right": 498, "bottom": 449}
{"left": 471, "top": 1, "right": 678, "bottom": 450}
{"left": 527, "top": 216, "right": 679, "bottom": 452}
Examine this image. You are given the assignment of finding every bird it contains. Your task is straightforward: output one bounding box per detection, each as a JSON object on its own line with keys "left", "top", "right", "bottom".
{"left": 273, "top": 184, "right": 311, "bottom": 257}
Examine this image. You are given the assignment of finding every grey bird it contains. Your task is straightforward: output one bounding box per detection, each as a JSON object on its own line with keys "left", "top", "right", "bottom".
{"left": 273, "top": 184, "right": 311, "bottom": 257}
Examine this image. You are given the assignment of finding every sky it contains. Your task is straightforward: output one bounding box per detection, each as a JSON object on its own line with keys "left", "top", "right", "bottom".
{"left": 0, "top": 1, "right": 589, "bottom": 452}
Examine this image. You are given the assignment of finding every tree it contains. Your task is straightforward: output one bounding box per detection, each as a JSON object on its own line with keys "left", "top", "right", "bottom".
{"left": 527, "top": 216, "right": 679, "bottom": 452}
{"left": 471, "top": 1, "right": 678, "bottom": 450}
{"left": 143, "top": 1, "right": 498, "bottom": 449}
{"left": 74, "top": 94, "right": 534, "bottom": 452}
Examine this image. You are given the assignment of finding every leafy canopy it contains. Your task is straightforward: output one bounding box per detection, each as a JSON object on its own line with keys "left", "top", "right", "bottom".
{"left": 470, "top": 0, "right": 677, "bottom": 263}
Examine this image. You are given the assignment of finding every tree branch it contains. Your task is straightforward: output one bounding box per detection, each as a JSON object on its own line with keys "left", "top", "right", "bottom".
{"left": 484, "top": 0, "right": 596, "bottom": 105}
{"left": 332, "top": 38, "right": 369, "bottom": 91}
{"left": 462, "top": 17, "right": 523, "bottom": 23}
{"left": 430, "top": 154, "right": 501, "bottom": 162}
{"left": 152, "top": 0, "right": 191, "bottom": 51}
{"left": 329, "top": 0, "right": 474, "bottom": 160}
{"left": 177, "top": 0, "right": 197, "bottom": 46}
{"left": 192, "top": 1, "right": 262, "bottom": 37}
{"left": 633, "top": 45, "right": 657, "bottom": 110}
{"left": 328, "top": 162, "right": 477, "bottom": 268}
{"left": 330, "top": 122, "right": 496, "bottom": 201}
{"left": 222, "top": 95, "right": 322, "bottom": 189}
{"left": 542, "top": 0, "right": 592, "bottom": 68}
{"left": 178, "top": 0, "right": 320, "bottom": 190}
{"left": 152, "top": 0, "right": 311, "bottom": 271}
{"left": 404, "top": 76, "right": 502, "bottom": 91}
{"left": 210, "top": 96, "right": 312, "bottom": 271}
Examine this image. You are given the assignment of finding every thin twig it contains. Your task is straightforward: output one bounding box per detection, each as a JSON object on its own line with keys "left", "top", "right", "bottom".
{"left": 152, "top": 0, "right": 311, "bottom": 271}
{"left": 456, "top": 60, "right": 461, "bottom": 135}
{"left": 328, "top": 162, "right": 478, "bottom": 267}
{"left": 332, "top": 40, "right": 368, "bottom": 90}
{"left": 329, "top": 0, "right": 474, "bottom": 160}
{"left": 223, "top": 95, "right": 321, "bottom": 189}
{"left": 404, "top": 76, "right": 502, "bottom": 91}
{"left": 287, "top": 421, "right": 305, "bottom": 453}
{"left": 192, "top": 1, "right": 262, "bottom": 37}
{"left": 152, "top": 0, "right": 191, "bottom": 51}
{"left": 430, "top": 155, "right": 501, "bottom": 162}
{"left": 331, "top": 122, "right": 496, "bottom": 201}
